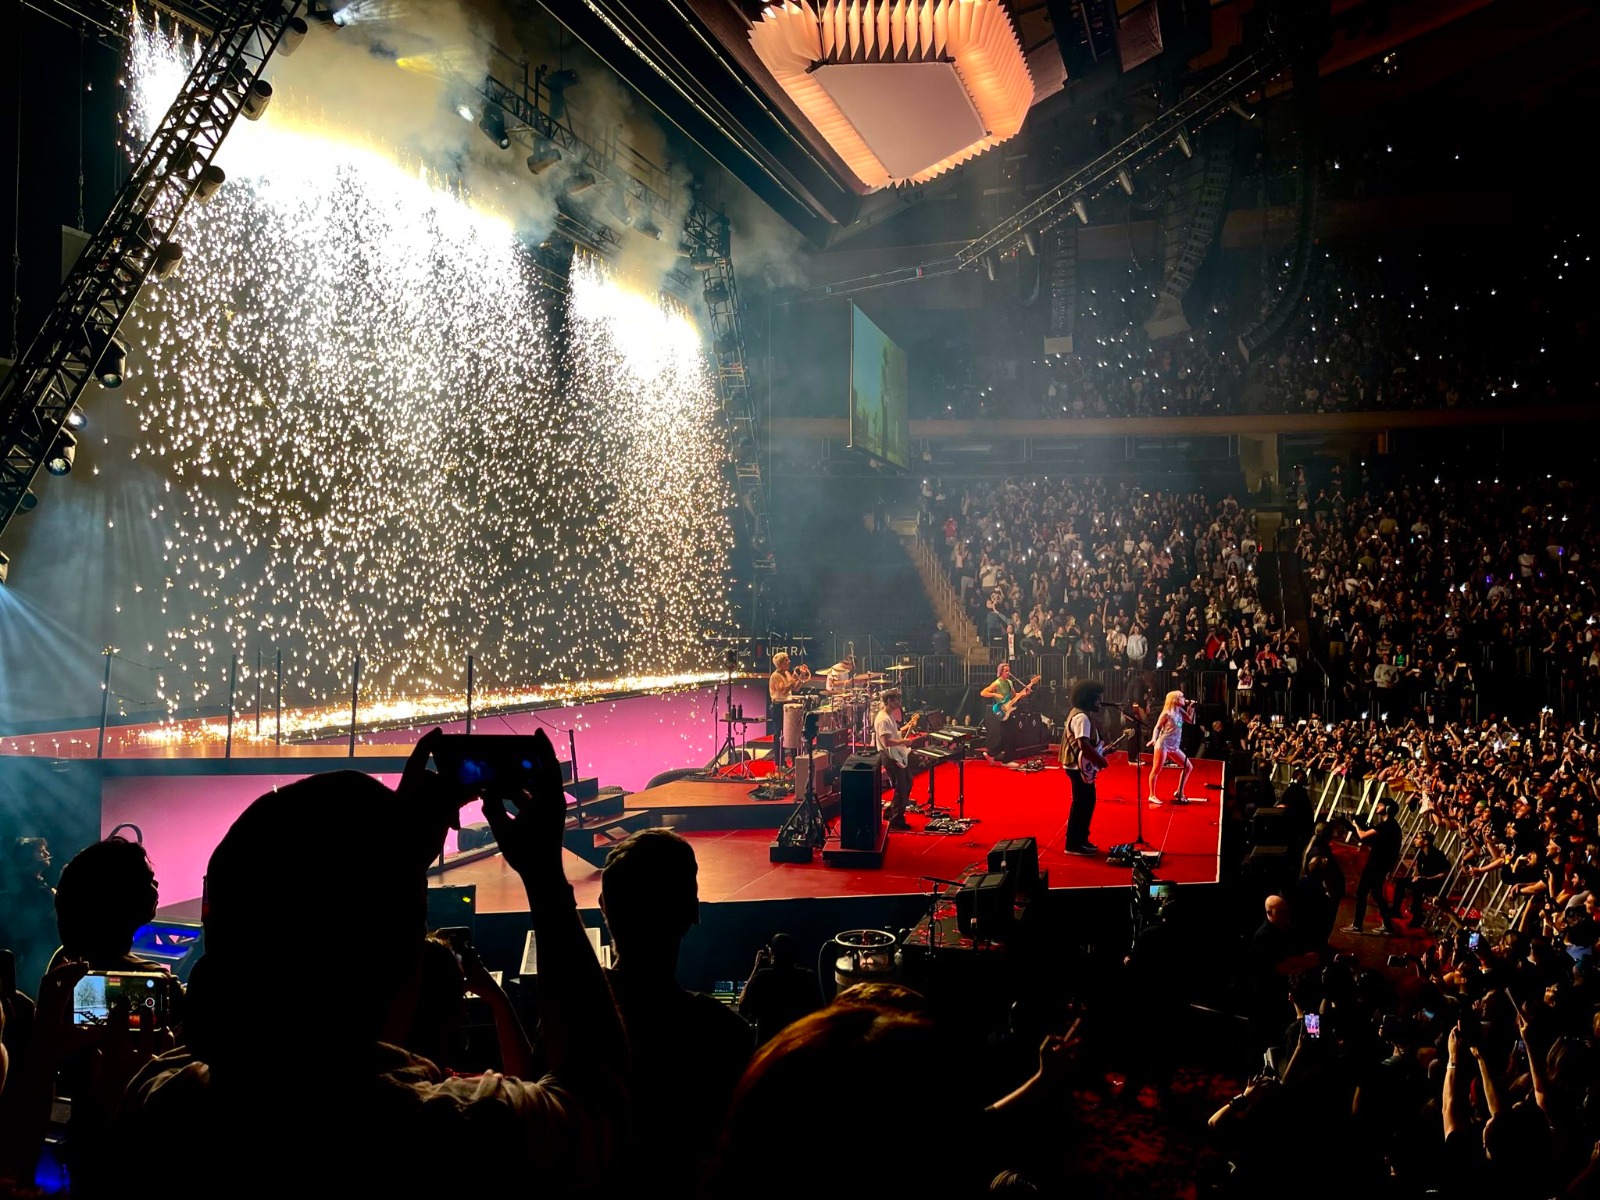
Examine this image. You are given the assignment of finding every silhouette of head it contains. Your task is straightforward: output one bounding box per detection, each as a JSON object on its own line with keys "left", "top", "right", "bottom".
{"left": 54, "top": 836, "right": 158, "bottom": 964}
{"left": 600, "top": 828, "right": 699, "bottom": 965}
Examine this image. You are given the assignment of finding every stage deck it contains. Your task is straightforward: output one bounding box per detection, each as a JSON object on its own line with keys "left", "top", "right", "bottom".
{"left": 431, "top": 752, "right": 1224, "bottom": 912}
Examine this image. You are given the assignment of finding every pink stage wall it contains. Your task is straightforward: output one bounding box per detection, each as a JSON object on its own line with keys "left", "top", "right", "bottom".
{"left": 101, "top": 682, "right": 766, "bottom": 912}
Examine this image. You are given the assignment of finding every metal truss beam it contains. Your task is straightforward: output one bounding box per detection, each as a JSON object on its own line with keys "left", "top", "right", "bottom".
{"left": 0, "top": 0, "right": 307, "bottom": 549}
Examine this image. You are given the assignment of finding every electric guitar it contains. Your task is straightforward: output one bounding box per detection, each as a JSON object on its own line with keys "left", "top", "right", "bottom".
{"left": 991, "top": 675, "right": 1042, "bottom": 720}
{"left": 1059, "top": 725, "right": 1131, "bottom": 782}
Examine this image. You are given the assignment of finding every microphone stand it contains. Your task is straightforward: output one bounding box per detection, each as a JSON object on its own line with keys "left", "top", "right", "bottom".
{"left": 1106, "top": 702, "right": 1152, "bottom": 850}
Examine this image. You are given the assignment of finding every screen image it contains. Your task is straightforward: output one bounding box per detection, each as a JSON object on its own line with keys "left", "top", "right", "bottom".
{"left": 849, "top": 303, "right": 911, "bottom": 470}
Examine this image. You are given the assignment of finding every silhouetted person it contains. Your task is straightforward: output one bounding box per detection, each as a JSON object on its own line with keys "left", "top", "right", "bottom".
{"left": 0, "top": 838, "right": 55, "bottom": 1000}
{"left": 46, "top": 836, "right": 159, "bottom": 974}
{"left": 601, "top": 828, "right": 753, "bottom": 1192}
{"left": 738, "top": 932, "right": 820, "bottom": 1044}
{"left": 118, "top": 730, "right": 627, "bottom": 1194}
{"left": 932, "top": 622, "right": 953, "bottom": 656}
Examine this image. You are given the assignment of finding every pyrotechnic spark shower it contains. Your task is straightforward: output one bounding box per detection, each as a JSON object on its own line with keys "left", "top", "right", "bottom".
{"left": 115, "top": 17, "right": 733, "bottom": 713}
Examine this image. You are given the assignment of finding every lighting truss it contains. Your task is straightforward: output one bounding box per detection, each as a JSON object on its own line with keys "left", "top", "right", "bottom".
{"left": 0, "top": 0, "right": 308, "bottom": 545}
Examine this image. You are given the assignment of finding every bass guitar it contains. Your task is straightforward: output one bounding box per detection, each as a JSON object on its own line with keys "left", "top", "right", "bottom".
{"left": 992, "top": 674, "right": 1043, "bottom": 720}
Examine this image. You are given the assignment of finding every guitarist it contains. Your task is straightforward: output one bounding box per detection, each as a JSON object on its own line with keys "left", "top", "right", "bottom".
{"left": 979, "top": 663, "right": 1043, "bottom": 760}
{"left": 874, "top": 689, "right": 924, "bottom": 831}
{"left": 1061, "top": 679, "right": 1110, "bottom": 856}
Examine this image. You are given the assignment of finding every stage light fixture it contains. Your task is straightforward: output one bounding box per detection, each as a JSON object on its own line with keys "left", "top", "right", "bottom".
{"left": 688, "top": 245, "right": 718, "bottom": 270}
{"left": 456, "top": 104, "right": 474, "bottom": 122}
{"left": 527, "top": 137, "right": 562, "bottom": 175}
{"left": 18, "top": 489, "right": 38, "bottom": 514}
{"left": 192, "top": 163, "right": 226, "bottom": 204}
{"left": 1228, "top": 97, "right": 1255, "bottom": 121}
{"left": 97, "top": 338, "right": 128, "bottom": 388}
{"left": 46, "top": 431, "right": 77, "bottom": 476}
{"left": 713, "top": 334, "right": 736, "bottom": 356}
{"left": 1116, "top": 167, "right": 1135, "bottom": 195}
{"left": 478, "top": 105, "right": 510, "bottom": 149}
{"left": 66, "top": 405, "right": 88, "bottom": 430}
{"left": 983, "top": 253, "right": 997, "bottom": 282}
{"left": 277, "top": 15, "right": 308, "bottom": 55}
{"left": 1175, "top": 130, "right": 1193, "bottom": 158}
{"left": 151, "top": 241, "right": 184, "bottom": 281}
{"left": 607, "top": 187, "right": 635, "bottom": 228}
{"left": 240, "top": 80, "right": 274, "bottom": 121}
{"left": 634, "top": 214, "right": 663, "bottom": 240}
{"left": 704, "top": 281, "right": 730, "bottom": 304}
{"left": 1072, "top": 197, "right": 1090, "bottom": 224}
{"left": 565, "top": 169, "right": 597, "bottom": 196}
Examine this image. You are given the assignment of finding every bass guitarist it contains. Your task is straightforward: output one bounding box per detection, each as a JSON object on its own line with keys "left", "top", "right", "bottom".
{"left": 979, "top": 663, "right": 1040, "bottom": 761}
{"left": 1061, "top": 679, "right": 1110, "bottom": 856}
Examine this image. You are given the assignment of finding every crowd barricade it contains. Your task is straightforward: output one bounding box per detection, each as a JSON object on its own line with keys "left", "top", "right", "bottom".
{"left": 1284, "top": 761, "right": 1523, "bottom": 939}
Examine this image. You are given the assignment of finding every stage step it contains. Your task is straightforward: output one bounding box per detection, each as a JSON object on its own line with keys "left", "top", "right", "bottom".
{"left": 563, "top": 775, "right": 600, "bottom": 801}
{"left": 563, "top": 809, "right": 653, "bottom": 867}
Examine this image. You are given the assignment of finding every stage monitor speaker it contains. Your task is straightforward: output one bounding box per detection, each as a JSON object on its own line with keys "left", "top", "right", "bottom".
{"left": 427, "top": 884, "right": 476, "bottom": 937}
{"left": 839, "top": 754, "right": 882, "bottom": 850}
{"left": 987, "top": 837, "right": 1039, "bottom": 899}
{"left": 955, "top": 871, "right": 1012, "bottom": 937}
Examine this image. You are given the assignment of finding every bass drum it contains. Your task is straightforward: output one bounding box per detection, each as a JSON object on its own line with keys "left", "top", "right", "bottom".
{"left": 782, "top": 701, "right": 807, "bottom": 751}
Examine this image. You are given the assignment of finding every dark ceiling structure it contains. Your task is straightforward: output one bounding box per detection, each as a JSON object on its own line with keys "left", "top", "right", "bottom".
{"left": 17, "top": 0, "right": 1600, "bottom": 252}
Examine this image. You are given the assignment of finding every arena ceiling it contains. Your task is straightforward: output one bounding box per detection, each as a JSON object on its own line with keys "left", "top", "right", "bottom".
{"left": 19, "top": 0, "right": 1600, "bottom": 245}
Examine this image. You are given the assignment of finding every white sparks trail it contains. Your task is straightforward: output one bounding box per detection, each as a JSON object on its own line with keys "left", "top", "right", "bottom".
{"left": 117, "top": 19, "right": 733, "bottom": 713}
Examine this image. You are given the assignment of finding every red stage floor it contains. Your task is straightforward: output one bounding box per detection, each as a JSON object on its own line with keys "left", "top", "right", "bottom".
{"left": 435, "top": 752, "right": 1224, "bottom": 912}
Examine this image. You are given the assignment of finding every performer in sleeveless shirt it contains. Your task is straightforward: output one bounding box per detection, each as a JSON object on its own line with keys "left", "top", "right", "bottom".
{"left": 1147, "top": 689, "right": 1197, "bottom": 806}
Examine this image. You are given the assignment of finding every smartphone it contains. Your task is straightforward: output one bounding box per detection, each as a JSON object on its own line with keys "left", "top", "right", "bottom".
{"left": 1304, "top": 1012, "right": 1321, "bottom": 1038}
{"left": 436, "top": 926, "right": 473, "bottom": 966}
{"left": 1468, "top": 932, "right": 1483, "bottom": 951}
{"left": 432, "top": 735, "right": 543, "bottom": 794}
{"left": 70, "top": 970, "right": 171, "bottom": 1029}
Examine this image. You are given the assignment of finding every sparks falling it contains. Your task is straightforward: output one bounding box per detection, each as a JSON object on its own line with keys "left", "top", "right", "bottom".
{"left": 116, "top": 18, "right": 733, "bottom": 713}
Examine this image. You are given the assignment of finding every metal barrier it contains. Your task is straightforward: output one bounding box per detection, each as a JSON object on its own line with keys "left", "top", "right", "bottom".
{"left": 1278, "top": 759, "right": 1528, "bottom": 939}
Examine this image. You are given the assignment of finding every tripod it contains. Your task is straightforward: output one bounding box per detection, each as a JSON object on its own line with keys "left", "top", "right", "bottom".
{"left": 774, "top": 716, "right": 826, "bottom": 853}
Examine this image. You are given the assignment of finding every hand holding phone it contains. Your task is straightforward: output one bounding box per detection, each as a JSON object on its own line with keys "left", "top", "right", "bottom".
{"left": 1304, "top": 1012, "right": 1321, "bottom": 1039}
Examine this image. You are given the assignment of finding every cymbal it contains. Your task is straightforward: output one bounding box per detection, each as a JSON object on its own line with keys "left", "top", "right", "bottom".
{"left": 882, "top": 664, "right": 915, "bottom": 673}
{"left": 853, "top": 673, "right": 885, "bottom": 682}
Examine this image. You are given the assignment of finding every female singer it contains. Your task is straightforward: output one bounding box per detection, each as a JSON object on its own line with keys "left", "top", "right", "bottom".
{"left": 1147, "top": 689, "right": 1197, "bottom": 806}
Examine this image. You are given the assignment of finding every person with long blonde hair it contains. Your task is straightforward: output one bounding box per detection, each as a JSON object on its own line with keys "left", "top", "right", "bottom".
{"left": 1148, "top": 689, "right": 1197, "bottom": 805}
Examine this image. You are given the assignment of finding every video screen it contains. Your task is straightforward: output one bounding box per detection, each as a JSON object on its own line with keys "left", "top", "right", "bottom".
{"left": 849, "top": 303, "right": 911, "bottom": 470}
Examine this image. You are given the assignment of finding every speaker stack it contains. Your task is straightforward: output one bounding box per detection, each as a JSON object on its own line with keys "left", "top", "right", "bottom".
{"left": 822, "top": 753, "right": 890, "bottom": 868}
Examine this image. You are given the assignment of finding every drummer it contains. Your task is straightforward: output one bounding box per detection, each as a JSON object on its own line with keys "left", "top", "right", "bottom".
{"left": 826, "top": 655, "right": 857, "bottom": 693}
{"left": 768, "top": 651, "right": 811, "bottom": 746}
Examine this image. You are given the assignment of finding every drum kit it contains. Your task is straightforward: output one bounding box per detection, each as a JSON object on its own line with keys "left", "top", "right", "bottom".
{"left": 781, "top": 658, "right": 916, "bottom": 754}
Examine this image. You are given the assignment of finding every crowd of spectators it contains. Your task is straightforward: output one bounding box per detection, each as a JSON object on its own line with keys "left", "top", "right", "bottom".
{"left": 912, "top": 227, "right": 1584, "bottom": 422}
{"left": 921, "top": 474, "right": 1302, "bottom": 709}
{"left": 1292, "top": 465, "right": 1599, "bottom": 722}
{"left": 0, "top": 729, "right": 1124, "bottom": 1199}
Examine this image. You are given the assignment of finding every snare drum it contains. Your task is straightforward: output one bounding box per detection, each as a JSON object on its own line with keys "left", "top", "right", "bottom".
{"left": 782, "top": 701, "right": 806, "bottom": 752}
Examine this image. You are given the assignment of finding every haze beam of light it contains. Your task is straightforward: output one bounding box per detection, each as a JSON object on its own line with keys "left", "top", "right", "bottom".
{"left": 114, "top": 18, "right": 732, "bottom": 718}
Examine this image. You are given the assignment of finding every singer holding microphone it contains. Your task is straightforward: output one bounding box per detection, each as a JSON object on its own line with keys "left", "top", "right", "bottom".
{"left": 1147, "top": 690, "right": 1197, "bottom": 806}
